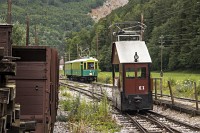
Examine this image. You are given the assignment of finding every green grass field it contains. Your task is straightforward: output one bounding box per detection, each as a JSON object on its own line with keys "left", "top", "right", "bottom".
{"left": 151, "top": 71, "right": 200, "bottom": 82}
{"left": 97, "top": 71, "right": 200, "bottom": 83}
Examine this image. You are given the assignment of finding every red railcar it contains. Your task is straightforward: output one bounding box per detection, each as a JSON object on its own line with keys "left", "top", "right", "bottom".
{"left": 111, "top": 27, "right": 153, "bottom": 111}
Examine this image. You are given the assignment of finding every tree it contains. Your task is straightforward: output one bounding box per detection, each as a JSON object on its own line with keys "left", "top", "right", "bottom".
{"left": 12, "top": 21, "right": 26, "bottom": 45}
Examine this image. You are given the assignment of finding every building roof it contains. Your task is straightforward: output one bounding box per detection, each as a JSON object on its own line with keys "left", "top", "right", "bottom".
{"left": 112, "top": 41, "right": 152, "bottom": 64}
{"left": 60, "top": 58, "right": 64, "bottom": 65}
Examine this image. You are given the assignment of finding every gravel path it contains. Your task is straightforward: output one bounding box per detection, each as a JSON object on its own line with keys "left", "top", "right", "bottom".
{"left": 153, "top": 105, "right": 200, "bottom": 128}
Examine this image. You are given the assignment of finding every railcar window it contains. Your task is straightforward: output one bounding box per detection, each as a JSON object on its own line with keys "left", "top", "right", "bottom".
{"left": 137, "top": 67, "right": 146, "bottom": 78}
{"left": 119, "top": 36, "right": 140, "bottom": 41}
{"left": 126, "top": 67, "right": 135, "bottom": 78}
{"left": 120, "top": 36, "right": 133, "bottom": 41}
{"left": 88, "top": 62, "right": 94, "bottom": 69}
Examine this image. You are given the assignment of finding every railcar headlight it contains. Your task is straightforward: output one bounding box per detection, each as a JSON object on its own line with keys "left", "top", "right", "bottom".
{"left": 134, "top": 52, "right": 139, "bottom": 62}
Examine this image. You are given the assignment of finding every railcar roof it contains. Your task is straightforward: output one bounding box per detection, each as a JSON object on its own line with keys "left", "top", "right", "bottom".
{"left": 113, "top": 41, "right": 152, "bottom": 64}
{"left": 65, "top": 57, "right": 98, "bottom": 64}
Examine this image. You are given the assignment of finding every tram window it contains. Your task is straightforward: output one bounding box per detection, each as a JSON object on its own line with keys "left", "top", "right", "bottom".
{"left": 88, "top": 62, "right": 94, "bottom": 69}
{"left": 126, "top": 67, "right": 135, "bottom": 78}
{"left": 137, "top": 67, "right": 146, "bottom": 78}
{"left": 95, "top": 62, "right": 97, "bottom": 69}
{"left": 84, "top": 63, "right": 86, "bottom": 70}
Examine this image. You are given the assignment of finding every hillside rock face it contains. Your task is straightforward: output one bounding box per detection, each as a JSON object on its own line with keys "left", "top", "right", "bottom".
{"left": 89, "top": 0, "right": 129, "bottom": 22}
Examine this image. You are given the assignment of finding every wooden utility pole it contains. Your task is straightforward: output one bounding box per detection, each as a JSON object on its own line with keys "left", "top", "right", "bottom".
{"left": 68, "top": 49, "right": 71, "bottom": 61}
{"left": 96, "top": 33, "right": 98, "bottom": 58}
{"left": 159, "top": 35, "right": 164, "bottom": 77}
{"left": 63, "top": 55, "right": 66, "bottom": 76}
{"left": 76, "top": 44, "right": 79, "bottom": 58}
{"left": 140, "top": 13, "right": 144, "bottom": 41}
{"left": 7, "top": 0, "right": 12, "bottom": 24}
{"left": 26, "top": 16, "right": 30, "bottom": 46}
{"left": 35, "top": 25, "right": 38, "bottom": 45}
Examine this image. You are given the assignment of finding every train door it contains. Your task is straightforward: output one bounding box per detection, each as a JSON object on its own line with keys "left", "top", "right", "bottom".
{"left": 124, "top": 63, "right": 149, "bottom": 95}
{"left": 81, "top": 62, "right": 83, "bottom": 76}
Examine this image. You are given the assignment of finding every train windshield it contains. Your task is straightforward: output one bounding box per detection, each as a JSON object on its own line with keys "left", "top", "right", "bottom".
{"left": 88, "top": 62, "right": 94, "bottom": 69}
{"left": 118, "top": 35, "right": 140, "bottom": 41}
{"left": 125, "top": 67, "right": 146, "bottom": 78}
{"left": 126, "top": 67, "right": 135, "bottom": 78}
{"left": 137, "top": 67, "right": 146, "bottom": 78}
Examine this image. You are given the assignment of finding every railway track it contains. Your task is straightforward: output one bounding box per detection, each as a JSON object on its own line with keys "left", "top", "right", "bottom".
{"left": 59, "top": 81, "right": 104, "bottom": 101}
{"left": 59, "top": 80, "right": 200, "bottom": 133}
{"left": 127, "top": 113, "right": 173, "bottom": 133}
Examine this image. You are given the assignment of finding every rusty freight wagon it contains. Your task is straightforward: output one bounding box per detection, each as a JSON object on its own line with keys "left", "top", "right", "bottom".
{"left": 0, "top": 24, "right": 16, "bottom": 133}
{"left": 10, "top": 46, "right": 59, "bottom": 133}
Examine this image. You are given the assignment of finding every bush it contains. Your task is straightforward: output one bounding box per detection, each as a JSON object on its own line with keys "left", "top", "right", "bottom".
{"left": 62, "top": 92, "right": 72, "bottom": 98}
{"left": 61, "top": 99, "right": 73, "bottom": 111}
{"left": 105, "top": 76, "right": 111, "bottom": 84}
{"left": 57, "top": 114, "right": 68, "bottom": 122}
{"left": 60, "top": 92, "right": 120, "bottom": 132}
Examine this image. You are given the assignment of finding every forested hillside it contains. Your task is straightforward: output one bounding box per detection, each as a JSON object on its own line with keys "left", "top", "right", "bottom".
{"left": 0, "top": 0, "right": 199, "bottom": 72}
{"left": 85, "top": 0, "right": 200, "bottom": 71}
{"left": 0, "top": 0, "right": 105, "bottom": 55}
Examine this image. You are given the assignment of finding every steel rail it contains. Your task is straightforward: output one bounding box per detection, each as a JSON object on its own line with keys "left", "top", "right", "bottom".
{"left": 136, "top": 113, "right": 175, "bottom": 133}
{"left": 142, "top": 113, "right": 177, "bottom": 133}
{"left": 148, "top": 111, "right": 200, "bottom": 132}
{"left": 126, "top": 114, "right": 147, "bottom": 133}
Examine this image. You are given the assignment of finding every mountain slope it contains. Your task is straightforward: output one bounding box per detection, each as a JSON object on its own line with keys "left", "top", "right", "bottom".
{"left": 89, "top": 0, "right": 129, "bottom": 22}
{"left": 0, "top": 0, "right": 106, "bottom": 55}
